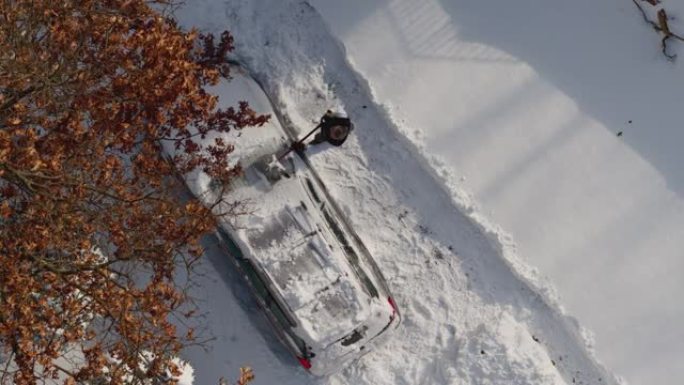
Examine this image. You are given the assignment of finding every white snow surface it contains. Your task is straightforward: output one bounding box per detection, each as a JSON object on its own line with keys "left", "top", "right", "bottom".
{"left": 306, "top": 1, "right": 684, "bottom": 384}
{"left": 173, "top": 0, "right": 684, "bottom": 384}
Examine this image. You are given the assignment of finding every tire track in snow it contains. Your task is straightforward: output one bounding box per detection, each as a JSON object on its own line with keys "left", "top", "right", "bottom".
{"left": 178, "top": 1, "right": 620, "bottom": 384}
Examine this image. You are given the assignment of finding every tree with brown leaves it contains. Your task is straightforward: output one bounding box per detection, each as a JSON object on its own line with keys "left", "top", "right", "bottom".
{"left": 0, "top": 1, "right": 267, "bottom": 383}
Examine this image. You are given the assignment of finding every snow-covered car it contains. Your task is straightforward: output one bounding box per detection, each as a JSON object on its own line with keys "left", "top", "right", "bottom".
{"left": 164, "top": 67, "right": 400, "bottom": 375}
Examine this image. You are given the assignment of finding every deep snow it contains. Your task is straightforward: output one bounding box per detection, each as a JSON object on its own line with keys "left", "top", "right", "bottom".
{"left": 170, "top": 0, "right": 657, "bottom": 384}
{"left": 307, "top": 1, "right": 684, "bottom": 384}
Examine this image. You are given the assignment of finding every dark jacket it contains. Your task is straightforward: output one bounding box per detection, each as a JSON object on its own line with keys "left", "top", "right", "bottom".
{"left": 316, "top": 114, "right": 354, "bottom": 146}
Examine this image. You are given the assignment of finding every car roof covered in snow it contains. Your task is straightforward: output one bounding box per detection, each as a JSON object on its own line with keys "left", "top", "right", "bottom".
{"left": 164, "top": 67, "right": 375, "bottom": 347}
{"left": 229, "top": 162, "right": 373, "bottom": 347}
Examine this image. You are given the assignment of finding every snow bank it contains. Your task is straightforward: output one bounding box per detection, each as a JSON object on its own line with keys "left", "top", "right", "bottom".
{"left": 308, "top": 1, "right": 684, "bottom": 384}
{"left": 456, "top": 314, "right": 565, "bottom": 385}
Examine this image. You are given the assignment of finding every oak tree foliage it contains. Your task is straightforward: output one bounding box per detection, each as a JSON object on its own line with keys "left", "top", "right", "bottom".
{"left": 0, "top": 0, "right": 268, "bottom": 383}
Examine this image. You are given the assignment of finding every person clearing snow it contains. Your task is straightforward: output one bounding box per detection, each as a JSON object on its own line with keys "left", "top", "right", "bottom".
{"left": 289, "top": 110, "right": 354, "bottom": 154}
{"left": 310, "top": 110, "right": 354, "bottom": 146}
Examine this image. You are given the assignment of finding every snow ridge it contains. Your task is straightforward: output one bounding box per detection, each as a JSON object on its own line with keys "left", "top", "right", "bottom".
{"left": 300, "top": 15, "right": 621, "bottom": 384}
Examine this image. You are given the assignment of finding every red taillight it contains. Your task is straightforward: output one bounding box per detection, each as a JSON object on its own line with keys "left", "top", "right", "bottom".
{"left": 388, "top": 296, "right": 398, "bottom": 316}
{"left": 297, "top": 356, "right": 312, "bottom": 370}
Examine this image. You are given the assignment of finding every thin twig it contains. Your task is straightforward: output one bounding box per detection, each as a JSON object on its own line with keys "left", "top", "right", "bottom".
{"left": 632, "top": 0, "right": 684, "bottom": 60}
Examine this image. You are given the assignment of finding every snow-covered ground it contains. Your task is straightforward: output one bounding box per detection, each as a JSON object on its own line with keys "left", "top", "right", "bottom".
{"left": 175, "top": 1, "right": 684, "bottom": 384}
{"left": 305, "top": 1, "right": 684, "bottom": 384}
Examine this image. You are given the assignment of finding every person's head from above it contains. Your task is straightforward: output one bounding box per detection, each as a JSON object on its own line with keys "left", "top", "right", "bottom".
{"left": 319, "top": 109, "right": 353, "bottom": 146}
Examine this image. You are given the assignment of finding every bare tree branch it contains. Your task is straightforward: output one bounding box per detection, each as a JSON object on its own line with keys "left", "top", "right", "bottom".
{"left": 632, "top": 0, "right": 684, "bottom": 60}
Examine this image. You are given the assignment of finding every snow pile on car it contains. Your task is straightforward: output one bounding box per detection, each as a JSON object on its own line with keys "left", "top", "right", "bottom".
{"left": 244, "top": 204, "right": 368, "bottom": 346}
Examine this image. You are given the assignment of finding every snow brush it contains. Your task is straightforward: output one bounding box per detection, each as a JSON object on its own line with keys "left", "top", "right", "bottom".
{"left": 276, "top": 122, "right": 322, "bottom": 162}
{"left": 276, "top": 109, "right": 353, "bottom": 162}
{"left": 256, "top": 121, "right": 323, "bottom": 182}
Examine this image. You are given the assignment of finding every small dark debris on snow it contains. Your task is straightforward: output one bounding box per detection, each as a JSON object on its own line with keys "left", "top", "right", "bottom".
{"left": 480, "top": 349, "right": 485, "bottom": 355}
{"left": 433, "top": 248, "right": 444, "bottom": 260}
{"left": 362, "top": 105, "right": 367, "bottom": 109}
{"left": 628, "top": 120, "right": 632, "bottom": 124}
{"left": 617, "top": 131, "right": 623, "bottom": 137}
{"left": 551, "top": 359, "right": 556, "bottom": 366}
{"left": 532, "top": 335, "right": 540, "bottom": 343}
{"left": 418, "top": 224, "right": 430, "bottom": 235}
